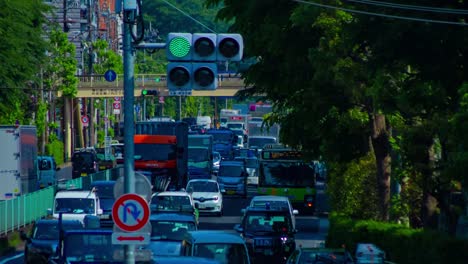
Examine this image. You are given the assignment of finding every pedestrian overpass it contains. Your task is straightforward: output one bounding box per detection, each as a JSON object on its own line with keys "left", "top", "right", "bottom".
{"left": 68, "top": 74, "right": 249, "bottom": 98}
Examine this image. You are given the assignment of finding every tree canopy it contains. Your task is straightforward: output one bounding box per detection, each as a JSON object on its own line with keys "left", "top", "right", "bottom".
{"left": 207, "top": 0, "right": 468, "bottom": 226}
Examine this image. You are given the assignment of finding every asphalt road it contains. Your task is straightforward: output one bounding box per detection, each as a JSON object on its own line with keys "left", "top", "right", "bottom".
{"left": 1, "top": 182, "right": 329, "bottom": 264}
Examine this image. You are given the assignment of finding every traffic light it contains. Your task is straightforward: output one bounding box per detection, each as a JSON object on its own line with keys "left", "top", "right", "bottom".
{"left": 193, "top": 63, "right": 217, "bottom": 90}
{"left": 166, "top": 32, "right": 244, "bottom": 94}
{"left": 192, "top": 33, "right": 217, "bottom": 90}
{"left": 192, "top": 33, "right": 217, "bottom": 61}
{"left": 166, "top": 33, "right": 192, "bottom": 61}
{"left": 167, "top": 62, "right": 192, "bottom": 95}
{"left": 141, "top": 89, "right": 158, "bottom": 96}
{"left": 217, "top": 34, "right": 244, "bottom": 61}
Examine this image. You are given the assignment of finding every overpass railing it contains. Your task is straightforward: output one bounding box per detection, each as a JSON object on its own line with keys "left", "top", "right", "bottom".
{"left": 77, "top": 73, "right": 245, "bottom": 88}
{"left": 0, "top": 167, "right": 124, "bottom": 235}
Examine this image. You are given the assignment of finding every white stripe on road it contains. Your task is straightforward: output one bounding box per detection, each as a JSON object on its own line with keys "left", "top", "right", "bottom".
{"left": 0, "top": 252, "right": 24, "bottom": 264}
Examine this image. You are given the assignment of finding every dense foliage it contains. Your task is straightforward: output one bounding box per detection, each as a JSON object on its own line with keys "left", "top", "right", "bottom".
{"left": 0, "top": 0, "right": 50, "bottom": 124}
{"left": 208, "top": 0, "right": 468, "bottom": 228}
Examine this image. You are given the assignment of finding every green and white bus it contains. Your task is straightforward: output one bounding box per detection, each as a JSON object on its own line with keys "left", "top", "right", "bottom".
{"left": 257, "top": 145, "right": 317, "bottom": 214}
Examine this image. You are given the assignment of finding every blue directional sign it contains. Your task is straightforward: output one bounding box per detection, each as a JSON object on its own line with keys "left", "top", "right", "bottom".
{"left": 104, "top": 69, "right": 117, "bottom": 82}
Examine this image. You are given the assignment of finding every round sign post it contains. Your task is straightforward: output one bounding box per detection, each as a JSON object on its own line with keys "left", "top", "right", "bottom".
{"left": 112, "top": 193, "right": 150, "bottom": 232}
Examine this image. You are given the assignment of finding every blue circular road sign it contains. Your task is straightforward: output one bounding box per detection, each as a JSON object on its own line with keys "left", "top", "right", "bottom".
{"left": 104, "top": 70, "right": 117, "bottom": 82}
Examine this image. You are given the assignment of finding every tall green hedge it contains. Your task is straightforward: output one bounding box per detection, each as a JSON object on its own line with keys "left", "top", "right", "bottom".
{"left": 45, "top": 139, "right": 64, "bottom": 165}
{"left": 326, "top": 213, "right": 468, "bottom": 264}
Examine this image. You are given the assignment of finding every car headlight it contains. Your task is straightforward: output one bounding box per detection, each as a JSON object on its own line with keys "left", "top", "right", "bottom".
{"left": 213, "top": 196, "right": 219, "bottom": 201}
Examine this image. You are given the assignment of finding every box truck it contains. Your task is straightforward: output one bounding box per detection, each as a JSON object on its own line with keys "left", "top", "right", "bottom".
{"left": 0, "top": 125, "right": 39, "bottom": 200}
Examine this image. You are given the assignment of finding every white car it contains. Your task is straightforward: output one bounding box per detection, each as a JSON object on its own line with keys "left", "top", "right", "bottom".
{"left": 150, "top": 191, "right": 198, "bottom": 225}
{"left": 248, "top": 195, "right": 299, "bottom": 229}
{"left": 186, "top": 179, "right": 223, "bottom": 216}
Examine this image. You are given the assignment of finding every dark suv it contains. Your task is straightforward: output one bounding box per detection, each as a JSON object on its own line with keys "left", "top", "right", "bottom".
{"left": 71, "top": 150, "right": 98, "bottom": 179}
{"left": 234, "top": 205, "right": 297, "bottom": 264}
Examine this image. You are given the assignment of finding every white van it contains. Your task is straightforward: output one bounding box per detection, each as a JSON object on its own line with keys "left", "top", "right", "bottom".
{"left": 197, "top": 116, "right": 212, "bottom": 129}
{"left": 52, "top": 189, "right": 103, "bottom": 224}
{"left": 182, "top": 230, "right": 250, "bottom": 264}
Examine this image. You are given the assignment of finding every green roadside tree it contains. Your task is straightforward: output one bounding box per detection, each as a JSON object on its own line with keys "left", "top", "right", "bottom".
{"left": 206, "top": 0, "right": 468, "bottom": 227}
{"left": 0, "top": 0, "right": 50, "bottom": 124}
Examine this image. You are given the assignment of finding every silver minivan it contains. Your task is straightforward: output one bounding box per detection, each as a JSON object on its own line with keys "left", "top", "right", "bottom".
{"left": 182, "top": 230, "right": 250, "bottom": 264}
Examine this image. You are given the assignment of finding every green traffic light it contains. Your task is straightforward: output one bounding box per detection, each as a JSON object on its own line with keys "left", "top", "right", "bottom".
{"left": 142, "top": 89, "right": 148, "bottom": 95}
{"left": 169, "top": 36, "right": 191, "bottom": 58}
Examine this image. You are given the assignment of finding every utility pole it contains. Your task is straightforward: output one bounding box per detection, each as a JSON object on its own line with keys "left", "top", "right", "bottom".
{"left": 88, "top": 0, "right": 95, "bottom": 147}
{"left": 122, "top": 1, "right": 136, "bottom": 263}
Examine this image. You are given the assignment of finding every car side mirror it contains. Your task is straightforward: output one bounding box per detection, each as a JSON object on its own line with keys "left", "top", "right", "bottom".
{"left": 240, "top": 208, "right": 246, "bottom": 214}
{"left": 221, "top": 189, "right": 226, "bottom": 194}
{"left": 234, "top": 224, "right": 243, "bottom": 233}
{"left": 293, "top": 209, "right": 299, "bottom": 215}
{"left": 47, "top": 208, "right": 53, "bottom": 216}
{"left": 97, "top": 209, "right": 103, "bottom": 215}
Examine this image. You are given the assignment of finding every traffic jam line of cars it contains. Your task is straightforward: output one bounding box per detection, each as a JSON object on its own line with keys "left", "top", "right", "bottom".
{"left": 17, "top": 177, "right": 387, "bottom": 264}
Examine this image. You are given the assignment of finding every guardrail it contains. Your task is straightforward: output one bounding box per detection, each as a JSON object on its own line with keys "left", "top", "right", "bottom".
{"left": 0, "top": 167, "right": 124, "bottom": 235}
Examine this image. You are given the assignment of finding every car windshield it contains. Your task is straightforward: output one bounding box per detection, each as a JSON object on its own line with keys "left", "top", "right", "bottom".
{"left": 150, "top": 220, "right": 196, "bottom": 241}
{"left": 193, "top": 243, "right": 249, "bottom": 264}
{"left": 111, "top": 145, "right": 124, "bottom": 158}
{"left": 151, "top": 195, "right": 193, "bottom": 212}
{"left": 92, "top": 184, "right": 114, "bottom": 198}
{"left": 38, "top": 158, "right": 53, "bottom": 170}
{"left": 244, "top": 211, "right": 292, "bottom": 233}
{"left": 72, "top": 153, "right": 95, "bottom": 165}
{"left": 227, "top": 123, "right": 243, "bottom": 130}
{"left": 99, "top": 198, "right": 114, "bottom": 212}
{"left": 188, "top": 148, "right": 209, "bottom": 162}
{"left": 55, "top": 198, "right": 95, "bottom": 214}
{"left": 134, "top": 144, "right": 177, "bottom": 161}
{"left": 248, "top": 138, "right": 276, "bottom": 148}
{"left": 209, "top": 133, "right": 233, "bottom": 143}
{"left": 32, "top": 222, "right": 82, "bottom": 240}
{"left": 260, "top": 162, "right": 316, "bottom": 187}
{"left": 219, "top": 165, "right": 243, "bottom": 177}
{"left": 187, "top": 181, "right": 219, "bottom": 193}
{"left": 252, "top": 200, "right": 289, "bottom": 210}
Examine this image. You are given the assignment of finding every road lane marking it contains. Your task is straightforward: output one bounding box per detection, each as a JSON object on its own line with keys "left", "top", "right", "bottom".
{"left": 0, "top": 252, "right": 24, "bottom": 264}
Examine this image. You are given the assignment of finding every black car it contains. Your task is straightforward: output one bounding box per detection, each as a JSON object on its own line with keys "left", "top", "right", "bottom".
{"left": 21, "top": 219, "right": 83, "bottom": 264}
{"left": 71, "top": 149, "right": 98, "bottom": 179}
{"left": 234, "top": 205, "right": 297, "bottom": 264}
{"left": 90, "top": 180, "right": 116, "bottom": 228}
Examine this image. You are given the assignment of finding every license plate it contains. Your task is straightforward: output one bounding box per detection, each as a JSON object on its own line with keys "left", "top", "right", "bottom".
{"left": 81, "top": 173, "right": 87, "bottom": 176}
{"left": 227, "top": 190, "right": 236, "bottom": 195}
{"left": 255, "top": 239, "right": 271, "bottom": 246}
{"left": 99, "top": 166, "right": 106, "bottom": 170}
{"left": 99, "top": 214, "right": 110, "bottom": 219}
{"left": 198, "top": 204, "right": 206, "bottom": 209}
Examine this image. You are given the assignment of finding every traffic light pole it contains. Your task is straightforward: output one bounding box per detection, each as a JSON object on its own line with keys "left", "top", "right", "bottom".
{"left": 123, "top": 7, "right": 136, "bottom": 264}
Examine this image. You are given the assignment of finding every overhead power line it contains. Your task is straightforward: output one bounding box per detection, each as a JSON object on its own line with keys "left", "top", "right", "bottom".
{"left": 292, "top": 0, "right": 468, "bottom": 26}
{"left": 345, "top": 0, "right": 468, "bottom": 15}
{"left": 159, "top": 0, "right": 217, "bottom": 33}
